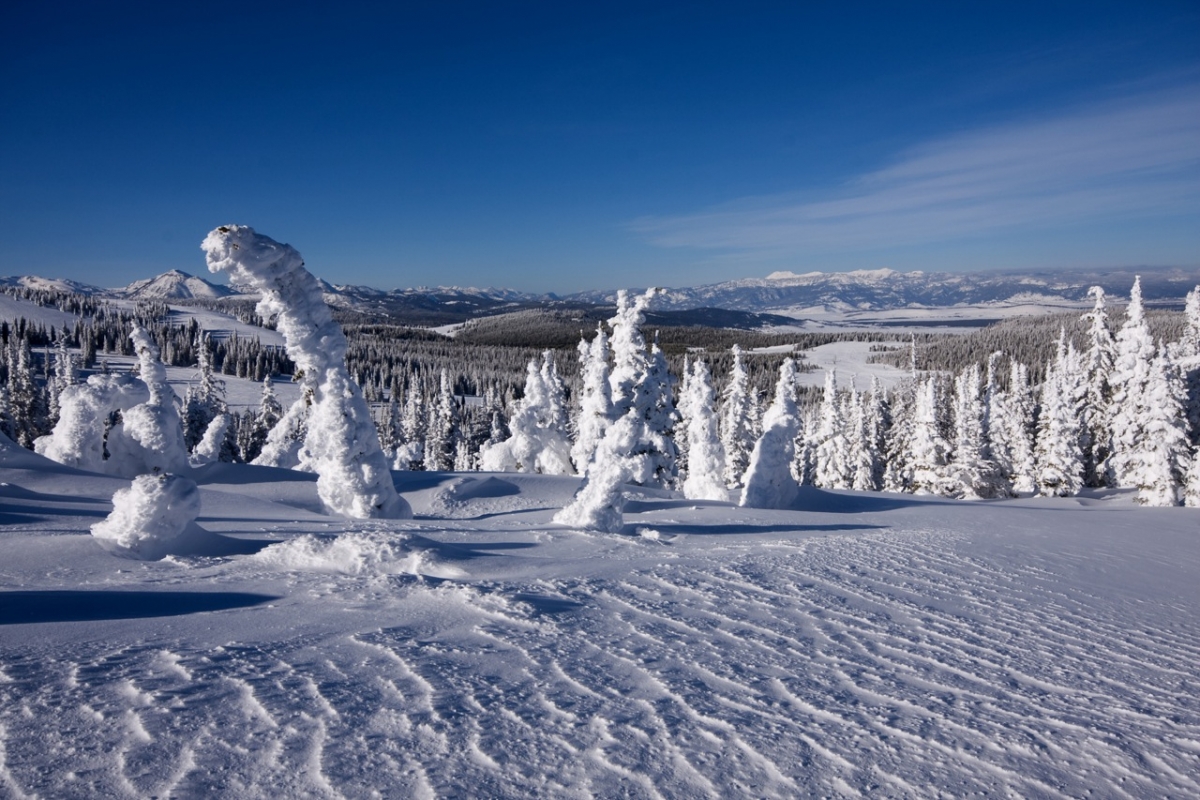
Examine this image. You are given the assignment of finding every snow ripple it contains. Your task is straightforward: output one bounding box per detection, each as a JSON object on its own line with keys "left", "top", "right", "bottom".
{"left": 0, "top": 530, "right": 1196, "bottom": 796}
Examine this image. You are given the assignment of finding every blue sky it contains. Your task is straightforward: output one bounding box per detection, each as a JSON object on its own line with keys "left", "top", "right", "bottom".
{"left": 1, "top": 2, "right": 1197, "bottom": 293}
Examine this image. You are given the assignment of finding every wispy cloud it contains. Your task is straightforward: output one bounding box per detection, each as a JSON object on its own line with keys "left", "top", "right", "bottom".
{"left": 632, "top": 84, "right": 1200, "bottom": 257}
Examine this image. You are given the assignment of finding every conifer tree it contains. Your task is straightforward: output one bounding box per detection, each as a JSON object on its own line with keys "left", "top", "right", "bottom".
{"left": 720, "top": 344, "right": 755, "bottom": 488}
{"left": 1081, "top": 286, "right": 1116, "bottom": 484}
{"left": 741, "top": 359, "right": 802, "bottom": 509}
{"left": 681, "top": 359, "right": 727, "bottom": 501}
{"left": 570, "top": 325, "right": 612, "bottom": 474}
{"left": 813, "top": 371, "right": 851, "bottom": 489}
{"left": 1034, "top": 338, "right": 1084, "bottom": 497}
{"left": 1131, "top": 347, "right": 1189, "bottom": 506}
{"left": 1108, "top": 277, "right": 1156, "bottom": 487}
{"left": 908, "top": 376, "right": 953, "bottom": 496}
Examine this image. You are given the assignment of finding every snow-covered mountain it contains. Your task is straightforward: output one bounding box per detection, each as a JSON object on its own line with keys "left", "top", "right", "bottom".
{"left": 0, "top": 275, "right": 106, "bottom": 295}
{"left": 568, "top": 266, "right": 1200, "bottom": 312}
{"left": 119, "top": 269, "right": 237, "bottom": 300}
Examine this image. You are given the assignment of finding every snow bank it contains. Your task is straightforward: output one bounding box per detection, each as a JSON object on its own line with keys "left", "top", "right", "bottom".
{"left": 202, "top": 225, "right": 409, "bottom": 520}
{"left": 253, "top": 532, "right": 462, "bottom": 578}
{"left": 91, "top": 474, "right": 205, "bottom": 560}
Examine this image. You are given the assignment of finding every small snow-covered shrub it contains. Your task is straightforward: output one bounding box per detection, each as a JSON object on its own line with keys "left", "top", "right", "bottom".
{"left": 91, "top": 474, "right": 202, "bottom": 560}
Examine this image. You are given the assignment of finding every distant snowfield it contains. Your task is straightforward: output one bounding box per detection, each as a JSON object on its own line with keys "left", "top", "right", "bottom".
{"left": 1, "top": 440, "right": 1197, "bottom": 797}
{"left": 751, "top": 341, "right": 913, "bottom": 391}
{"left": 771, "top": 298, "right": 1094, "bottom": 331}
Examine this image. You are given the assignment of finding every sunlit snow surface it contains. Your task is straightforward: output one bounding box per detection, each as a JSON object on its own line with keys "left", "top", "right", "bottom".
{"left": 1, "top": 447, "right": 1198, "bottom": 797}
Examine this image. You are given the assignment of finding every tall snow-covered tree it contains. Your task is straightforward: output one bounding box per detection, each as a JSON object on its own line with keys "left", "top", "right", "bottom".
{"left": 424, "top": 370, "right": 458, "bottom": 472}
{"left": 1034, "top": 339, "right": 1084, "bottom": 498}
{"left": 946, "top": 363, "right": 1006, "bottom": 498}
{"left": 908, "top": 376, "right": 953, "bottom": 496}
{"left": 1080, "top": 286, "right": 1116, "bottom": 485}
{"left": 105, "top": 326, "right": 191, "bottom": 477}
{"left": 570, "top": 325, "right": 612, "bottom": 474}
{"left": 204, "top": 224, "right": 409, "bottom": 519}
{"left": 1107, "top": 276, "right": 1156, "bottom": 488}
{"left": 813, "top": 371, "right": 851, "bottom": 489}
{"left": 480, "top": 355, "right": 573, "bottom": 475}
{"left": 183, "top": 335, "right": 227, "bottom": 453}
{"left": 741, "top": 359, "right": 802, "bottom": 509}
{"left": 720, "top": 345, "right": 756, "bottom": 488}
{"left": 1130, "top": 347, "right": 1189, "bottom": 506}
{"left": 681, "top": 359, "right": 727, "bottom": 501}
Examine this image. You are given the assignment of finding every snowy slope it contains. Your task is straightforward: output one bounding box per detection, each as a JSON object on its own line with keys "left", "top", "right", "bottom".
{"left": 1, "top": 442, "right": 1197, "bottom": 797}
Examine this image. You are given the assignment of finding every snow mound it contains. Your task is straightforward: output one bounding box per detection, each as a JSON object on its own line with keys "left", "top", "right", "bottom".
{"left": 253, "top": 532, "right": 463, "bottom": 578}
{"left": 91, "top": 474, "right": 206, "bottom": 560}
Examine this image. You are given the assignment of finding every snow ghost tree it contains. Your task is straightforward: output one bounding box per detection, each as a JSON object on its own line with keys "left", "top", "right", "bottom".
{"left": 813, "top": 371, "right": 851, "bottom": 489}
{"left": 203, "top": 225, "right": 409, "bottom": 519}
{"left": 720, "top": 345, "right": 756, "bottom": 488}
{"left": 480, "top": 353, "right": 573, "bottom": 475}
{"left": 1108, "top": 277, "right": 1156, "bottom": 488}
{"left": 91, "top": 473, "right": 204, "bottom": 560}
{"left": 740, "top": 359, "right": 802, "bottom": 509}
{"left": 1035, "top": 336, "right": 1084, "bottom": 498}
{"left": 1130, "top": 348, "right": 1189, "bottom": 506}
{"left": 681, "top": 359, "right": 727, "bottom": 501}
{"left": 105, "top": 326, "right": 191, "bottom": 478}
{"left": 35, "top": 374, "right": 149, "bottom": 472}
{"left": 570, "top": 325, "right": 612, "bottom": 474}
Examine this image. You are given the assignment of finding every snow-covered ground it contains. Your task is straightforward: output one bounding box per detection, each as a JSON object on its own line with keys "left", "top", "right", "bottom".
{"left": 751, "top": 341, "right": 913, "bottom": 391}
{"left": 2, "top": 440, "right": 1197, "bottom": 797}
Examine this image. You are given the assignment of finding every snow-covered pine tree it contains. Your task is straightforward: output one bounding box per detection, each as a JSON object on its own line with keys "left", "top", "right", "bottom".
{"left": 1108, "top": 276, "right": 1156, "bottom": 488}
{"left": 642, "top": 342, "right": 679, "bottom": 487}
{"left": 480, "top": 354, "right": 573, "bottom": 474}
{"left": 48, "top": 333, "right": 76, "bottom": 427}
{"left": 183, "top": 335, "right": 228, "bottom": 453}
{"left": 105, "top": 325, "right": 190, "bottom": 477}
{"left": 813, "top": 371, "right": 851, "bottom": 489}
{"left": 908, "top": 376, "right": 953, "bottom": 496}
{"left": 1172, "top": 285, "right": 1200, "bottom": 447}
{"left": 1034, "top": 337, "right": 1084, "bottom": 498}
{"left": 1081, "top": 286, "right": 1116, "bottom": 485}
{"left": 570, "top": 325, "right": 612, "bottom": 474}
{"left": 397, "top": 379, "right": 426, "bottom": 470}
{"left": 681, "top": 359, "right": 727, "bottom": 501}
{"left": 741, "top": 358, "right": 802, "bottom": 509}
{"left": 883, "top": 380, "right": 915, "bottom": 493}
{"left": 204, "top": 225, "right": 408, "bottom": 519}
{"left": 1005, "top": 360, "right": 1038, "bottom": 494}
{"left": 424, "top": 370, "right": 458, "bottom": 472}
{"left": 946, "top": 363, "right": 1006, "bottom": 498}
{"left": 6, "top": 337, "right": 46, "bottom": 448}
{"left": 1131, "top": 346, "right": 1189, "bottom": 506}
{"left": 847, "top": 388, "right": 876, "bottom": 492}
{"left": 675, "top": 353, "right": 694, "bottom": 478}
{"left": 866, "top": 376, "right": 890, "bottom": 490}
{"left": 720, "top": 344, "right": 756, "bottom": 488}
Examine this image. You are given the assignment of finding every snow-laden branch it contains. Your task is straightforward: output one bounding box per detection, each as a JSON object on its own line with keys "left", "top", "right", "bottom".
{"left": 202, "top": 225, "right": 409, "bottom": 519}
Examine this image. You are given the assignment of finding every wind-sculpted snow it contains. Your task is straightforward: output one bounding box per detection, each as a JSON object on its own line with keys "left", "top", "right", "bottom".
{"left": 2, "top": 466, "right": 1197, "bottom": 797}
{"left": 202, "top": 225, "right": 409, "bottom": 520}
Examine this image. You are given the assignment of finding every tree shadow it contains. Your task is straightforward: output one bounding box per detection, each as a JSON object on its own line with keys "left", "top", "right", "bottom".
{"left": 0, "top": 590, "right": 279, "bottom": 625}
{"left": 0, "top": 506, "right": 109, "bottom": 524}
{"left": 644, "top": 522, "right": 887, "bottom": 536}
{"left": 404, "top": 533, "right": 539, "bottom": 561}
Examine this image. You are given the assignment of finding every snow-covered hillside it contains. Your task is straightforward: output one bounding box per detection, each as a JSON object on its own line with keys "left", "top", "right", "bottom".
{"left": 1, "top": 441, "right": 1197, "bottom": 797}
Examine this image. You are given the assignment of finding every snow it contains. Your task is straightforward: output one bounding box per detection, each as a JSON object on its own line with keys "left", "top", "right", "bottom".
{"left": 2, "top": 432, "right": 1198, "bottom": 797}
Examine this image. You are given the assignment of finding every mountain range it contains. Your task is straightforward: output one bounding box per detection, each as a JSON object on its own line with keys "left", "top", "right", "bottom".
{"left": 4, "top": 265, "right": 1200, "bottom": 327}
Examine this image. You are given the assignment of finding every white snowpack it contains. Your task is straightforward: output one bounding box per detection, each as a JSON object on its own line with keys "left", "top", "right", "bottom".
{"left": 0, "top": 436, "right": 1198, "bottom": 797}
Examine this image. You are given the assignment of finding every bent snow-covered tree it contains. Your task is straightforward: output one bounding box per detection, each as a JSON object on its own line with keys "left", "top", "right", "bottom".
{"left": 202, "top": 225, "right": 409, "bottom": 520}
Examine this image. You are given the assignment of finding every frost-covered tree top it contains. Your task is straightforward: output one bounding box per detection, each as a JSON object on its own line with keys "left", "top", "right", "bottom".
{"left": 202, "top": 225, "right": 346, "bottom": 376}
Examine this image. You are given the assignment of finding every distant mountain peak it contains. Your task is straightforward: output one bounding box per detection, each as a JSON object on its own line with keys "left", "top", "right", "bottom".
{"left": 121, "top": 270, "right": 234, "bottom": 300}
